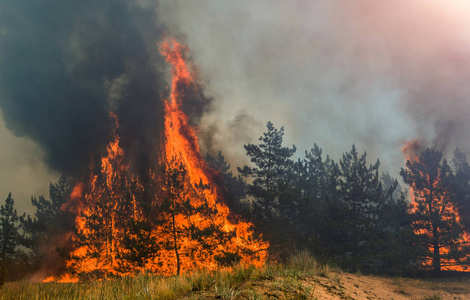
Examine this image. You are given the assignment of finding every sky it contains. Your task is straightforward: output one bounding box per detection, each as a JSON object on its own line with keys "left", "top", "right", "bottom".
{"left": 2, "top": 0, "right": 470, "bottom": 213}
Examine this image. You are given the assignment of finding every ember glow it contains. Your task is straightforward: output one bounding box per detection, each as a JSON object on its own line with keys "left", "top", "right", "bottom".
{"left": 402, "top": 141, "right": 470, "bottom": 271}
{"left": 47, "top": 39, "right": 267, "bottom": 282}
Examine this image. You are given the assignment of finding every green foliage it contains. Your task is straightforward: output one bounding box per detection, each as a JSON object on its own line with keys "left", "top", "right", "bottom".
{"left": 238, "top": 122, "right": 418, "bottom": 273}
{"left": 238, "top": 121, "right": 302, "bottom": 258}
{"left": 238, "top": 121, "right": 296, "bottom": 221}
{"left": 33, "top": 176, "right": 71, "bottom": 230}
{"left": 0, "top": 193, "right": 24, "bottom": 284}
{"left": 336, "top": 145, "right": 384, "bottom": 258}
{"left": 20, "top": 176, "right": 72, "bottom": 275}
{"left": 374, "top": 179, "right": 418, "bottom": 274}
{"left": 0, "top": 194, "right": 20, "bottom": 259}
{"left": 319, "top": 145, "right": 412, "bottom": 272}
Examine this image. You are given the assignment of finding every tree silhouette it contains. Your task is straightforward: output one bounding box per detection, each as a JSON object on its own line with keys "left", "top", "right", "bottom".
{"left": 0, "top": 193, "right": 21, "bottom": 284}
{"left": 323, "top": 145, "right": 398, "bottom": 271}
{"left": 21, "top": 176, "right": 71, "bottom": 265}
{"left": 238, "top": 121, "right": 296, "bottom": 221}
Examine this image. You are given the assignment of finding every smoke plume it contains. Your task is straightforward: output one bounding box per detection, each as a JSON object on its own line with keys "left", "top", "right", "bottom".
{"left": 0, "top": 0, "right": 167, "bottom": 180}
{"left": 3, "top": 0, "right": 470, "bottom": 209}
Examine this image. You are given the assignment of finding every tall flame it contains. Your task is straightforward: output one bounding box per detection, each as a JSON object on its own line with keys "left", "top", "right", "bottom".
{"left": 47, "top": 39, "right": 267, "bottom": 282}
{"left": 157, "top": 38, "right": 268, "bottom": 274}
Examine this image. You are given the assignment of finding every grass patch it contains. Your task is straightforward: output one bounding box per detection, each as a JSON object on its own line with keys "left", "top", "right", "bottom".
{"left": 0, "top": 252, "right": 333, "bottom": 300}
{"left": 283, "top": 250, "right": 336, "bottom": 278}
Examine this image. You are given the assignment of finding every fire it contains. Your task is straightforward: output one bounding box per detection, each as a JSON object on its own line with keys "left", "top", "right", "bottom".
{"left": 156, "top": 37, "right": 268, "bottom": 275}
{"left": 46, "top": 38, "right": 267, "bottom": 281}
{"left": 402, "top": 141, "right": 470, "bottom": 271}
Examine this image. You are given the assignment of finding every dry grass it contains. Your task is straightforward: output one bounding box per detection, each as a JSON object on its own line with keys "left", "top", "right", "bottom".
{"left": 1, "top": 252, "right": 468, "bottom": 300}
{"left": 0, "top": 252, "right": 323, "bottom": 300}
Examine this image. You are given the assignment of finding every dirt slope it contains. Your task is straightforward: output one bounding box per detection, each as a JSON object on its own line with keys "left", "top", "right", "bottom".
{"left": 194, "top": 271, "right": 470, "bottom": 299}
{"left": 304, "top": 271, "right": 470, "bottom": 299}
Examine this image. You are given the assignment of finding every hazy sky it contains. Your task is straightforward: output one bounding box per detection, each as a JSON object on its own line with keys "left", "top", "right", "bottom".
{"left": 159, "top": 0, "right": 470, "bottom": 174}
{"left": 0, "top": 112, "right": 57, "bottom": 214}
{"left": 2, "top": 0, "right": 470, "bottom": 213}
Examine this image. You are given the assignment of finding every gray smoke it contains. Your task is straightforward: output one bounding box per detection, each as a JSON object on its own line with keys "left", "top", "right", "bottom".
{"left": 3, "top": 0, "right": 470, "bottom": 211}
{"left": 157, "top": 0, "right": 470, "bottom": 178}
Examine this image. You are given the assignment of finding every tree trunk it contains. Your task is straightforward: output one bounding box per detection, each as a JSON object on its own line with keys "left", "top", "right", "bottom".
{"left": 429, "top": 188, "right": 440, "bottom": 272}
{"left": 171, "top": 208, "right": 180, "bottom": 276}
{"left": 432, "top": 224, "right": 440, "bottom": 272}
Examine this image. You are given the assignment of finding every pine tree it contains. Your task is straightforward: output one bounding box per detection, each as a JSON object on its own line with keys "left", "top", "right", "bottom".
{"left": 340, "top": 146, "right": 383, "bottom": 257}
{"left": 237, "top": 122, "right": 296, "bottom": 257}
{"left": 71, "top": 170, "right": 152, "bottom": 278}
{"left": 20, "top": 176, "right": 71, "bottom": 261}
{"left": 160, "top": 160, "right": 186, "bottom": 276}
{"left": 375, "top": 173, "right": 417, "bottom": 274}
{"left": 69, "top": 136, "right": 156, "bottom": 279}
{"left": 326, "top": 145, "right": 388, "bottom": 270}
{"left": 301, "top": 144, "right": 340, "bottom": 254}
{"left": 238, "top": 121, "right": 296, "bottom": 221}
{"left": 0, "top": 193, "right": 21, "bottom": 284}
{"left": 401, "top": 148, "right": 470, "bottom": 272}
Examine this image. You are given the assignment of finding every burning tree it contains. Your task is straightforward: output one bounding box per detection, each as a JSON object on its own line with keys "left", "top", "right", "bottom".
{"left": 68, "top": 115, "right": 158, "bottom": 279}
{"left": 48, "top": 38, "right": 268, "bottom": 281}
{"left": 401, "top": 147, "right": 470, "bottom": 272}
{"left": 157, "top": 158, "right": 242, "bottom": 275}
{"left": 156, "top": 38, "right": 268, "bottom": 275}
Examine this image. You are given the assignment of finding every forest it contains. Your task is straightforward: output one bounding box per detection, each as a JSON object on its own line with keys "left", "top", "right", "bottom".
{"left": 2, "top": 120, "right": 470, "bottom": 284}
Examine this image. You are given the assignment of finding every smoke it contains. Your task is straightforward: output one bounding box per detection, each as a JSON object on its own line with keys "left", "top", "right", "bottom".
{"left": 157, "top": 0, "right": 470, "bottom": 178}
{"left": 3, "top": 0, "right": 470, "bottom": 209}
{"left": 0, "top": 1, "right": 168, "bottom": 182}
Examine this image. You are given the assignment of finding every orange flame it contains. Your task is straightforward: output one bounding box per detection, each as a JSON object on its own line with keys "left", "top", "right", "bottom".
{"left": 157, "top": 37, "right": 268, "bottom": 275}
{"left": 44, "top": 39, "right": 267, "bottom": 282}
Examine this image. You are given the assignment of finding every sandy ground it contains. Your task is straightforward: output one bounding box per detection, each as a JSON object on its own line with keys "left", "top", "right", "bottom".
{"left": 200, "top": 271, "right": 470, "bottom": 299}
{"left": 304, "top": 271, "right": 470, "bottom": 300}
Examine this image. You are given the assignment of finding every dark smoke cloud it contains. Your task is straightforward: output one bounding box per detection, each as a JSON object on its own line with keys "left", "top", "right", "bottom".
{"left": 0, "top": 0, "right": 166, "bottom": 179}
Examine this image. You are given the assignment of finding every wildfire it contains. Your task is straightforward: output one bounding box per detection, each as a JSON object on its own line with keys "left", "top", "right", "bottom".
{"left": 402, "top": 141, "right": 470, "bottom": 271}
{"left": 157, "top": 37, "right": 268, "bottom": 275}
{"left": 46, "top": 38, "right": 267, "bottom": 282}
